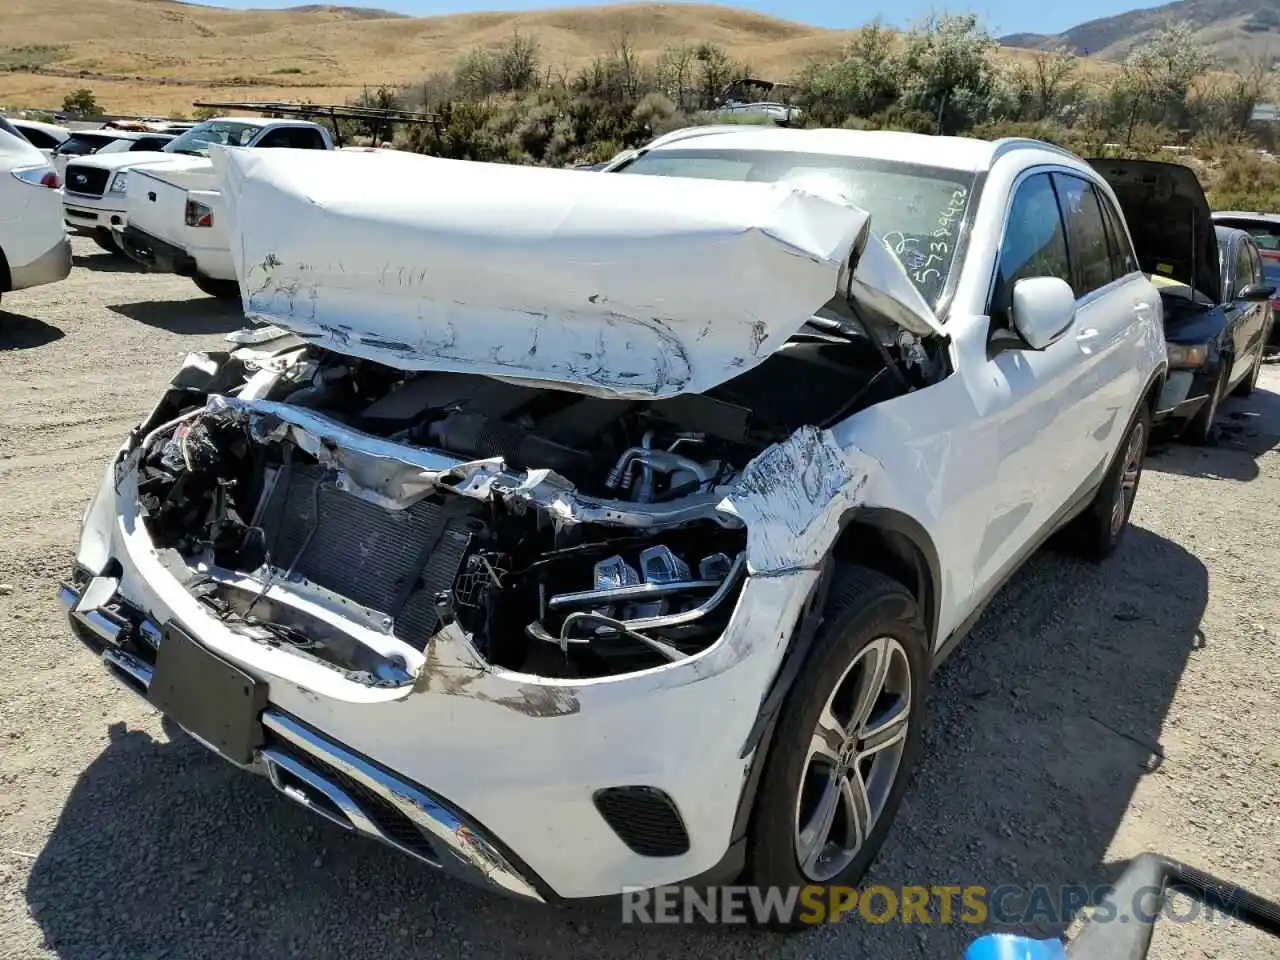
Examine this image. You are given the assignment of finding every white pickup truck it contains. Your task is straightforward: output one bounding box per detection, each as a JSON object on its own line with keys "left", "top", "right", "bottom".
{"left": 114, "top": 117, "right": 335, "bottom": 296}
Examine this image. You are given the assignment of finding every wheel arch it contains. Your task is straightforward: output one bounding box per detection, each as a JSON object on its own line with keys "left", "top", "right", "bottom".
{"left": 723, "top": 506, "right": 940, "bottom": 868}
{"left": 0, "top": 244, "right": 11, "bottom": 293}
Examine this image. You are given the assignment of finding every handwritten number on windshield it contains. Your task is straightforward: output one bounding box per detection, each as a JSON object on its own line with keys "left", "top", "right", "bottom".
{"left": 911, "top": 187, "right": 968, "bottom": 288}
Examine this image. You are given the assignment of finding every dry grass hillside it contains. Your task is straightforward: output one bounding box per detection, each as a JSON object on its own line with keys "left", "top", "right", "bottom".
{"left": 0, "top": 0, "right": 1117, "bottom": 115}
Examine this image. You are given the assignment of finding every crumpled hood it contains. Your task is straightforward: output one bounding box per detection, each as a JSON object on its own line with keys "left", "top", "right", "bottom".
{"left": 212, "top": 146, "right": 943, "bottom": 400}
{"left": 1088, "top": 158, "right": 1221, "bottom": 306}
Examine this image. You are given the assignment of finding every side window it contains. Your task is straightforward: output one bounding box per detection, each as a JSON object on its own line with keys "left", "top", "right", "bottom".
{"left": 293, "top": 127, "right": 328, "bottom": 150}
{"left": 20, "top": 128, "right": 59, "bottom": 150}
{"left": 1097, "top": 191, "right": 1137, "bottom": 278}
{"left": 1234, "top": 241, "right": 1257, "bottom": 299}
{"left": 991, "top": 172, "right": 1072, "bottom": 324}
{"left": 1051, "top": 174, "right": 1115, "bottom": 297}
{"left": 255, "top": 128, "right": 292, "bottom": 149}
{"left": 257, "top": 127, "right": 327, "bottom": 149}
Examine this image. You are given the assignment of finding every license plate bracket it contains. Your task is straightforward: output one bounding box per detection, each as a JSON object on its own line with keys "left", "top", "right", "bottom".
{"left": 149, "top": 622, "right": 268, "bottom": 765}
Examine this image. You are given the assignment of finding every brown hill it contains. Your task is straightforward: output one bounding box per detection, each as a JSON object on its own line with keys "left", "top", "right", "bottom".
{"left": 0, "top": 0, "right": 1112, "bottom": 115}
{"left": 1002, "top": 0, "right": 1280, "bottom": 67}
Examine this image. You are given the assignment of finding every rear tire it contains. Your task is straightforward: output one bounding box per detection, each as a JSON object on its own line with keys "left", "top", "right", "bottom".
{"left": 1063, "top": 401, "right": 1150, "bottom": 562}
{"left": 745, "top": 565, "right": 928, "bottom": 931}
{"left": 1186, "top": 364, "right": 1227, "bottom": 446}
{"left": 192, "top": 275, "right": 241, "bottom": 300}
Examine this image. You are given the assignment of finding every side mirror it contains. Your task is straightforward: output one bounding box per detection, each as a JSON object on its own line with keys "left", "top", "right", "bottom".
{"left": 1238, "top": 282, "right": 1276, "bottom": 302}
{"left": 1010, "top": 276, "right": 1077, "bottom": 350}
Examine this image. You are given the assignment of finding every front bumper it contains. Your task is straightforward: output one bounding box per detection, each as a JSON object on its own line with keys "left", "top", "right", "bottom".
{"left": 64, "top": 199, "right": 126, "bottom": 235}
{"left": 1155, "top": 367, "right": 1215, "bottom": 422}
{"left": 58, "top": 577, "right": 547, "bottom": 902}
{"left": 62, "top": 453, "right": 810, "bottom": 899}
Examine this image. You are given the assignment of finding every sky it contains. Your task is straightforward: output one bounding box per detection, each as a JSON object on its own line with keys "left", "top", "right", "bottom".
{"left": 207, "top": 0, "right": 1172, "bottom": 39}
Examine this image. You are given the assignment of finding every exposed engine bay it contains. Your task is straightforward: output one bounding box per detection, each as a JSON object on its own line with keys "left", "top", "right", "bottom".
{"left": 125, "top": 318, "right": 944, "bottom": 683}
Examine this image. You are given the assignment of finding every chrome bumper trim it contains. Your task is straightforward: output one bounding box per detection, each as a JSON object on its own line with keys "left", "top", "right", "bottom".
{"left": 261, "top": 711, "right": 545, "bottom": 902}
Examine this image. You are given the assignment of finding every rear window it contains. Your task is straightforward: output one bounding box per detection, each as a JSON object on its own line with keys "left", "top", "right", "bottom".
{"left": 1261, "top": 254, "right": 1280, "bottom": 286}
{"left": 0, "top": 117, "right": 21, "bottom": 140}
{"left": 1216, "top": 217, "right": 1280, "bottom": 252}
{"left": 58, "top": 133, "right": 122, "bottom": 156}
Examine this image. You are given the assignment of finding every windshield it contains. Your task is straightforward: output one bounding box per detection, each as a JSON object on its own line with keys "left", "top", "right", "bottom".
{"left": 165, "top": 120, "right": 260, "bottom": 156}
{"left": 1215, "top": 217, "right": 1280, "bottom": 252}
{"left": 616, "top": 148, "right": 976, "bottom": 309}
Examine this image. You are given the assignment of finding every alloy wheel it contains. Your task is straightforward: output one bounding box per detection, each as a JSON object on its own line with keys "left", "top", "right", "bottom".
{"left": 794, "top": 636, "right": 912, "bottom": 882}
{"left": 1110, "top": 420, "right": 1145, "bottom": 537}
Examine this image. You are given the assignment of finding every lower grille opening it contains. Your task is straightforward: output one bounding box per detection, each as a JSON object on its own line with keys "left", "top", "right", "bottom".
{"left": 593, "top": 786, "right": 691, "bottom": 857}
{"left": 268, "top": 737, "right": 439, "bottom": 864}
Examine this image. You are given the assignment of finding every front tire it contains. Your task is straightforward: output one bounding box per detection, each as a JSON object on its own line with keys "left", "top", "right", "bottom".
{"left": 1186, "top": 364, "right": 1227, "bottom": 446}
{"left": 1233, "top": 346, "right": 1262, "bottom": 397}
{"left": 746, "top": 566, "right": 928, "bottom": 930}
{"left": 192, "top": 275, "right": 241, "bottom": 300}
{"left": 1064, "top": 400, "right": 1150, "bottom": 562}
{"left": 92, "top": 230, "right": 120, "bottom": 255}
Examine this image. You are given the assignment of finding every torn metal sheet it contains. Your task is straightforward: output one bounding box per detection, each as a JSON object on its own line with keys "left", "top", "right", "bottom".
{"left": 721, "top": 425, "right": 877, "bottom": 574}
{"left": 202, "top": 396, "right": 874, "bottom": 576}
{"left": 210, "top": 146, "right": 940, "bottom": 400}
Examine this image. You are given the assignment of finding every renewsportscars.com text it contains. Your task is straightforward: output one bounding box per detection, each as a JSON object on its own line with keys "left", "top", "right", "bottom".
{"left": 621, "top": 884, "right": 1236, "bottom": 926}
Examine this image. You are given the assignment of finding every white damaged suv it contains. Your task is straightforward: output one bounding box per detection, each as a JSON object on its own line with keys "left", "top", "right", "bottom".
{"left": 61, "top": 129, "right": 1165, "bottom": 908}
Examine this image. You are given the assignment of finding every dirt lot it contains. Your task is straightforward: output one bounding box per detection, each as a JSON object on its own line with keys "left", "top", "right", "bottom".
{"left": 1, "top": 237, "right": 1278, "bottom": 960}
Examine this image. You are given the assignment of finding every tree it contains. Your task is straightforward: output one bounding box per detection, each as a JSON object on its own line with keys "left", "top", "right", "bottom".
{"left": 61, "top": 88, "right": 101, "bottom": 116}
{"left": 1120, "top": 21, "right": 1213, "bottom": 136}
{"left": 897, "top": 14, "right": 1001, "bottom": 135}
{"left": 1006, "top": 47, "right": 1080, "bottom": 122}
{"left": 796, "top": 22, "right": 902, "bottom": 125}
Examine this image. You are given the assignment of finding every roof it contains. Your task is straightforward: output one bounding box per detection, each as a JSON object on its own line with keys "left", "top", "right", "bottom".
{"left": 1213, "top": 210, "right": 1280, "bottom": 224}
{"left": 68, "top": 129, "right": 165, "bottom": 141}
{"left": 638, "top": 126, "right": 1077, "bottom": 174}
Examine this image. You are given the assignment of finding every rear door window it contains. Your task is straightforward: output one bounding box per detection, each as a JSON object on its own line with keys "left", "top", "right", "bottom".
{"left": 1097, "top": 191, "right": 1138, "bottom": 279}
{"left": 1052, "top": 173, "right": 1115, "bottom": 297}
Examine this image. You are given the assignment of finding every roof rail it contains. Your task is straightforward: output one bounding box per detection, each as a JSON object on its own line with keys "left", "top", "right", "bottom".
{"left": 989, "top": 136, "right": 1083, "bottom": 166}
{"left": 641, "top": 123, "right": 789, "bottom": 151}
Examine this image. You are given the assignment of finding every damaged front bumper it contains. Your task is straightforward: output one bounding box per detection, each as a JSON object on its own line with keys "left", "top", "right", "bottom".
{"left": 63, "top": 411, "right": 828, "bottom": 898}
{"left": 59, "top": 572, "right": 546, "bottom": 900}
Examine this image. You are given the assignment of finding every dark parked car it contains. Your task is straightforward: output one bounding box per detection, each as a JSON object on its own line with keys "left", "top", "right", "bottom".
{"left": 1091, "top": 159, "right": 1274, "bottom": 444}
{"left": 1213, "top": 210, "right": 1280, "bottom": 353}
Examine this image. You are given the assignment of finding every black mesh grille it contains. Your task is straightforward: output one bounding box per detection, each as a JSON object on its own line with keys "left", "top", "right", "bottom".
{"left": 593, "top": 787, "right": 691, "bottom": 857}
{"left": 65, "top": 164, "right": 110, "bottom": 198}
{"left": 259, "top": 464, "right": 472, "bottom": 649}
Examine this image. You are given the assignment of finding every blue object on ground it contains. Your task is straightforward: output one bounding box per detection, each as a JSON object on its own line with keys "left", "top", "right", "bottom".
{"left": 965, "top": 933, "right": 1069, "bottom": 960}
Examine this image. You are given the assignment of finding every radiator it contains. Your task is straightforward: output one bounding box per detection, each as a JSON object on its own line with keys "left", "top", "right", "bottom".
{"left": 259, "top": 464, "right": 472, "bottom": 649}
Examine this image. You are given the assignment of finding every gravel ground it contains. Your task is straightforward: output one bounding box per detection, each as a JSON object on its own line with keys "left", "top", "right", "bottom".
{"left": 1, "top": 237, "right": 1278, "bottom": 959}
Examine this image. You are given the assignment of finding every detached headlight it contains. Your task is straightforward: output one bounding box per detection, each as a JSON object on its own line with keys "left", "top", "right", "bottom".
{"left": 1167, "top": 344, "right": 1208, "bottom": 368}
{"left": 108, "top": 171, "right": 129, "bottom": 194}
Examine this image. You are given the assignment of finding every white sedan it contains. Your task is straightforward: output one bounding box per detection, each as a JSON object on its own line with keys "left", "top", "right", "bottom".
{"left": 0, "top": 118, "right": 71, "bottom": 306}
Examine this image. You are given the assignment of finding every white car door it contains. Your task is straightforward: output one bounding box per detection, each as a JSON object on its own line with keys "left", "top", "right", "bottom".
{"left": 1051, "top": 172, "right": 1155, "bottom": 479}
{"left": 953, "top": 170, "right": 1095, "bottom": 596}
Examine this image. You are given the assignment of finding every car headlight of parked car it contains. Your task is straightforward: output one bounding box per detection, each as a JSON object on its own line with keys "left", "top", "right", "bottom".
{"left": 1167, "top": 344, "right": 1208, "bottom": 368}
{"left": 109, "top": 172, "right": 129, "bottom": 195}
